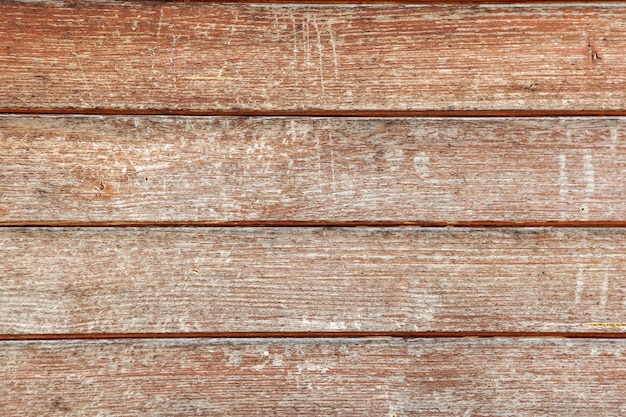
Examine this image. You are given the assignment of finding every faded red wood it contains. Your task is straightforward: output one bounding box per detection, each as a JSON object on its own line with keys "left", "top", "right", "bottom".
{"left": 1, "top": 116, "right": 625, "bottom": 223}
{"left": 2, "top": 227, "right": 626, "bottom": 335}
{"left": 1, "top": 2, "right": 625, "bottom": 112}
{"left": 4, "top": 338, "right": 626, "bottom": 415}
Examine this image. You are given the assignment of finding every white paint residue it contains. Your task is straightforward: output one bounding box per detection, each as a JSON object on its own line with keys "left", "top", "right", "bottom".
{"left": 600, "top": 273, "right": 609, "bottom": 308}
{"left": 575, "top": 267, "right": 585, "bottom": 304}
{"left": 413, "top": 153, "right": 430, "bottom": 178}
{"left": 315, "top": 134, "right": 323, "bottom": 192}
{"left": 272, "top": 354, "right": 284, "bottom": 367}
{"left": 328, "top": 132, "right": 337, "bottom": 200}
{"left": 327, "top": 321, "right": 347, "bottom": 330}
{"left": 412, "top": 292, "right": 439, "bottom": 324}
{"left": 297, "top": 360, "right": 329, "bottom": 374}
{"left": 610, "top": 127, "right": 618, "bottom": 152}
{"left": 286, "top": 120, "right": 297, "bottom": 145}
{"left": 583, "top": 152, "right": 595, "bottom": 194}
{"left": 301, "top": 316, "right": 349, "bottom": 331}
{"left": 559, "top": 154, "right": 568, "bottom": 198}
{"left": 385, "top": 149, "right": 404, "bottom": 172}
{"left": 225, "top": 350, "right": 243, "bottom": 367}
{"left": 582, "top": 151, "right": 595, "bottom": 217}
{"left": 558, "top": 154, "right": 568, "bottom": 220}
{"left": 133, "top": 162, "right": 172, "bottom": 172}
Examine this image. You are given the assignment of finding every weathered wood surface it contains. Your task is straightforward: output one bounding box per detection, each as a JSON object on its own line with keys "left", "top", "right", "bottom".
{"left": 2, "top": 227, "right": 626, "bottom": 335}
{"left": 4, "top": 337, "right": 626, "bottom": 415}
{"left": 2, "top": 2, "right": 626, "bottom": 112}
{"left": 2, "top": 116, "right": 625, "bottom": 223}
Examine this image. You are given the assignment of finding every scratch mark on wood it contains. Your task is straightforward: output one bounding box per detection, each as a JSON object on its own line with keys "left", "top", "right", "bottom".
{"left": 170, "top": 35, "right": 180, "bottom": 87}
{"left": 327, "top": 23, "right": 339, "bottom": 78}
{"left": 312, "top": 16, "right": 325, "bottom": 92}
{"left": 304, "top": 14, "right": 311, "bottom": 80}
{"left": 182, "top": 75, "right": 238, "bottom": 81}
{"left": 217, "top": 10, "right": 239, "bottom": 79}
{"left": 289, "top": 10, "right": 298, "bottom": 67}
{"left": 72, "top": 47, "right": 95, "bottom": 107}
{"left": 156, "top": 5, "right": 163, "bottom": 39}
{"left": 117, "top": 144, "right": 138, "bottom": 174}
{"left": 272, "top": 9, "right": 279, "bottom": 33}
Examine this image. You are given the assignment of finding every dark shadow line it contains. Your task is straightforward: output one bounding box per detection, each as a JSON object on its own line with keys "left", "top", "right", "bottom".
{"left": 3, "top": 331, "right": 626, "bottom": 341}
{"left": 3, "top": 221, "right": 626, "bottom": 228}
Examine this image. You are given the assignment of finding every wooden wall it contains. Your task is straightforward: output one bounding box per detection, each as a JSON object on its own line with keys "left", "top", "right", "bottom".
{"left": 2, "top": 1, "right": 626, "bottom": 415}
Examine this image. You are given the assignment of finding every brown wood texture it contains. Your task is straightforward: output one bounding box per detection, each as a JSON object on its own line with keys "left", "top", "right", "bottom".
{"left": 2, "top": 227, "right": 626, "bottom": 335}
{"left": 2, "top": 116, "right": 625, "bottom": 224}
{"left": 2, "top": 2, "right": 626, "bottom": 113}
{"left": 4, "top": 337, "right": 626, "bottom": 415}
{"left": 5, "top": 0, "right": 626, "bottom": 413}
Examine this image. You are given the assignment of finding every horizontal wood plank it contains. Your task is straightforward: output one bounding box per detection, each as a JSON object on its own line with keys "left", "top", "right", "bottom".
{"left": 2, "top": 116, "right": 625, "bottom": 223}
{"left": 2, "top": 227, "right": 626, "bottom": 335}
{"left": 2, "top": 2, "right": 626, "bottom": 112}
{"left": 3, "top": 338, "right": 626, "bottom": 415}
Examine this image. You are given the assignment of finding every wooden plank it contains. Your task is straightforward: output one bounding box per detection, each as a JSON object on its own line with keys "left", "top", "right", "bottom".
{"left": 3, "top": 337, "right": 626, "bottom": 415}
{"left": 2, "top": 227, "right": 626, "bottom": 335}
{"left": 2, "top": 2, "right": 626, "bottom": 113}
{"left": 2, "top": 116, "right": 625, "bottom": 223}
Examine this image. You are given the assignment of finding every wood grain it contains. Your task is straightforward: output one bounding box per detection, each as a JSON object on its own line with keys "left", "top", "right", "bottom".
{"left": 2, "top": 227, "right": 626, "bottom": 335}
{"left": 2, "top": 116, "right": 626, "bottom": 223}
{"left": 2, "top": 2, "right": 626, "bottom": 113}
{"left": 3, "top": 337, "right": 626, "bottom": 415}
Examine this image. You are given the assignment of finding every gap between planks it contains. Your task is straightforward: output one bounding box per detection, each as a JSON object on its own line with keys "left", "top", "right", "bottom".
{"left": 76, "top": 0, "right": 626, "bottom": 5}
{"left": 5, "top": 221, "right": 626, "bottom": 228}
{"left": 3, "top": 331, "right": 626, "bottom": 342}
{"left": 5, "top": 110, "right": 626, "bottom": 118}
